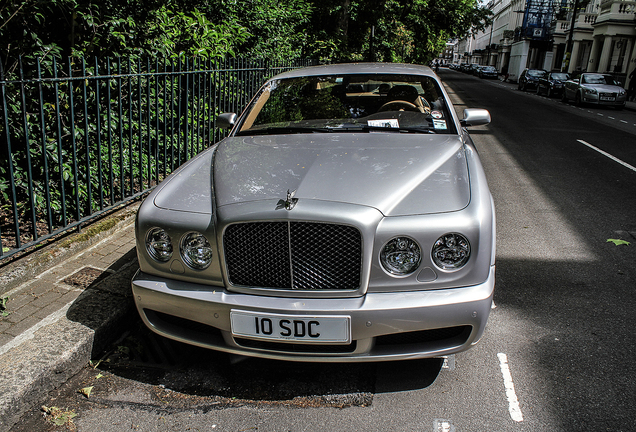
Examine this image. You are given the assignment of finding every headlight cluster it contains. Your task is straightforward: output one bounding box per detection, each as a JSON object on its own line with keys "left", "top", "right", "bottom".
{"left": 380, "top": 233, "right": 471, "bottom": 276}
{"left": 145, "top": 228, "right": 213, "bottom": 270}
{"left": 583, "top": 88, "right": 597, "bottom": 95}
{"left": 380, "top": 237, "right": 421, "bottom": 275}
{"left": 432, "top": 233, "right": 471, "bottom": 270}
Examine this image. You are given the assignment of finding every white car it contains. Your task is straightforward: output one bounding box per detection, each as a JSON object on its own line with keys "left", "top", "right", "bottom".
{"left": 562, "top": 73, "right": 627, "bottom": 109}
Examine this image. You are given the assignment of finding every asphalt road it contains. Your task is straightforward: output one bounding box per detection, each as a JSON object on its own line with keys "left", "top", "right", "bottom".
{"left": 10, "top": 69, "right": 636, "bottom": 432}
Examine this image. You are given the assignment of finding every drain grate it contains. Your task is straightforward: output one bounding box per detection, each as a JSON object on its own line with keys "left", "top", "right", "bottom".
{"left": 63, "top": 267, "right": 106, "bottom": 288}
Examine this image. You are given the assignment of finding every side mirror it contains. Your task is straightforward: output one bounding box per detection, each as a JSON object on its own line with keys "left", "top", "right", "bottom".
{"left": 217, "top": 112, "right": 236, "bottom": 130}
{"left": 460, "top": 108, "right": 491, "bottom": 127}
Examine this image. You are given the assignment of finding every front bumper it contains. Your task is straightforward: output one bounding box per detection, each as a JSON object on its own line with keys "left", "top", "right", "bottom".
{"left": 131, "top": 266, "right": 495, "bottom": 362}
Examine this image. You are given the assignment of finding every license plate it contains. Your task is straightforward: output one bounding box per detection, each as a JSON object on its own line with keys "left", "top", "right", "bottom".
{"left": 230, "top": 310, "right": 351, "bottom": 343}
{"left": 600, "top": 96, "right": 615, "bottom": 101}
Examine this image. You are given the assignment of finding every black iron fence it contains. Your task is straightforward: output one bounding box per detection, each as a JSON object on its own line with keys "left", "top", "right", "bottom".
{"left": 0, "top": 56, "right": 315, "bottom": 261}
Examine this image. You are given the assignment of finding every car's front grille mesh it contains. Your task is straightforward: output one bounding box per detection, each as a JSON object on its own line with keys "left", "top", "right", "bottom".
{"left": 223, "top": 222, "right": 362, "bottom": 290}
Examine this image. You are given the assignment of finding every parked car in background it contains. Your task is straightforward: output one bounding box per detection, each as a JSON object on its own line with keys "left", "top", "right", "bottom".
{"left": 469, "top": 63, "right": 481, "bottom": 75}
{"left": 132, "top": 62, "right": 496, "bottom": 363}
{"left": 536, "top": 72, "right": 569, "bottom": 97}
{"left": 562, "top": 73, "right": 627, "bottom": 109}
{"left": 518, "top": 68, "right": 547, "bottom": 91}
{"left": 478, "top": 66, "right": 498, "bottom": 79}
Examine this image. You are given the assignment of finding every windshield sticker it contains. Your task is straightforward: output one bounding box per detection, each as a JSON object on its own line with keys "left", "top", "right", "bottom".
{"left": 431, "top": 111, "right": 443, "bottom": 119}
{"left": 368, "top": 119, "right": 400, "bottom": 128}
{"left": 433, "top": 119, "right": 447, "bottom": 130}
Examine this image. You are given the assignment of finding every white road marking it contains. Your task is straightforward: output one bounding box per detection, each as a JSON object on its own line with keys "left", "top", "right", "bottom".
{"left": 498, "top": 353, "right": 524, "bottom": 422}
{"left": 577, "top": 139, "right": 636, "bottom": 173}
{"left": 433, "top": 419, "right": 456, "bottom": 432}
{"left": 441, "top": 354, "right": 455, "bottom": 370}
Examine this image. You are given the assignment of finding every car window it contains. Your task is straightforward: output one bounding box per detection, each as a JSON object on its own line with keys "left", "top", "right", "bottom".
{"left": 582, "top": 74, "right": 616, "bottom": 85}
{"left": 527, "top": 70, "right": 546, "bottom": 77}
{"left": 550, "top": 73, "right": 568, "bottom": 80}
{"left": 237, "top": 74, "right": 456, "bottom": 135}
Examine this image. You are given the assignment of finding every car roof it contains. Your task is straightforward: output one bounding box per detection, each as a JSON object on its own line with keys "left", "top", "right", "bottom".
{"left": 271, "top": 62, "right": 436, "bottom": 80}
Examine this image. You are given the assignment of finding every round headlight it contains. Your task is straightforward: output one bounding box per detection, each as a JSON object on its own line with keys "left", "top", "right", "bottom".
{"left": 432, "top": 233, "right": 470, "bottom": 270}
{"left": 180, "top": 232, "right": 213, "bottom": 270}
{"left": 380, "top": 237, "right": 421, "bottom": 275}
{"left": 146, "top": 228, "right": 173, "bottom": 262}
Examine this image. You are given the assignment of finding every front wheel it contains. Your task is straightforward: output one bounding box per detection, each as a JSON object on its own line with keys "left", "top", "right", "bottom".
{"left": 562, "top": 91, "right": 568, "bottom": 103}
{"left": 574, "top": 92, "right": 582, "bottom": 106}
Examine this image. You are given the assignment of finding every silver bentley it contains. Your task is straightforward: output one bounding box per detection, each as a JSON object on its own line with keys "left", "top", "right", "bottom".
{"left": 132, "top": 63, "right": 496, "bottom": 362}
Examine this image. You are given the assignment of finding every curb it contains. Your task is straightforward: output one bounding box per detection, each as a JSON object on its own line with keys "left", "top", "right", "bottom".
{"left": 0, "top": 204, "right": 141, "bottom": 430}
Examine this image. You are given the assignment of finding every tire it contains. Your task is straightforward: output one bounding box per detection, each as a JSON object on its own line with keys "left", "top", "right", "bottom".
{"left": 547, "top": 88, "right": 553, "bottom": 98}
{"left": 575, "top": 92, "right": 582, "bottom": 106}
{"left": 562, "top": 91, "right": 568, "bottom": 103}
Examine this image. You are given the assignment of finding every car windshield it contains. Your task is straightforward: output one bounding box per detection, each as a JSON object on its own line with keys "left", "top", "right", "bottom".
{"left": 527, "top": 70, "right": 546, "bottom": 77}
{"left": 236, "top": 73, "right": 456, "bottom": 135}
{"left": 582, "top": 74, "right": 617, "bottom": 85}
{"left": 483, "top": 66, "right": 496, "bottom": 71}
{"left": 550, "top": 73, "right": 568, "bottom": 80}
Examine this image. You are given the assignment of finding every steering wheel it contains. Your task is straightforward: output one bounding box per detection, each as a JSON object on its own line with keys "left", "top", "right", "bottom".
{"left": 378, "top": 100, "right": 420, "bottom": 112}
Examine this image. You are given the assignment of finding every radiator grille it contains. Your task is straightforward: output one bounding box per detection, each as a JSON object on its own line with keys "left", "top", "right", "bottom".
{"left": 223, "top": 222, "right": 362, "bottom": 290}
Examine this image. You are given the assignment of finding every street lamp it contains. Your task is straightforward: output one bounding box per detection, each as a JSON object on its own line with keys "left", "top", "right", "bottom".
{"left": 562, "top": 0, "right": 580, "bottom": 72}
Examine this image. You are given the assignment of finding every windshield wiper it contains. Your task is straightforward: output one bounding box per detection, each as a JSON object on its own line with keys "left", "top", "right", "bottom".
{"left": 236, "top": 126, "right": 333, "bottom": 136}
{"left": 336, "top": 125, "right": 435, "bottom": 134}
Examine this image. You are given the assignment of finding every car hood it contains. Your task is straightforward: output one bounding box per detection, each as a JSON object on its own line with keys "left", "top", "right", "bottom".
{"left": 155, "top": 133, "right": 470, "bottom": 217}
{"left": 582, "top": 84, "right": 623, "bottom": 92}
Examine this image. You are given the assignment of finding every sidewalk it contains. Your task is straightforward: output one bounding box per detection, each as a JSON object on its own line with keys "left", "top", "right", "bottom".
{"left": 0, "top": 203, "right": 141, "bottom": 430}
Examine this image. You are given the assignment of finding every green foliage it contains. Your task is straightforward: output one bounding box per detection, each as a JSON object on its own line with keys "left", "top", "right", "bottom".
{"left": 304, "top": 0, "right": 492, "bottom": 63}
{"left": 1, "top": 0, "right": 489, "bottom": 68}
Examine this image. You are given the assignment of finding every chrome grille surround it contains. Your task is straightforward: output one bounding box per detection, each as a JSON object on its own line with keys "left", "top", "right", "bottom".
{"left": 223, "top": 221, "right": 362, "bottom": 291}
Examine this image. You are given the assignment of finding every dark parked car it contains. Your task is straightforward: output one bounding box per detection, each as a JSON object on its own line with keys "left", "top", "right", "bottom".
{"left": 132, "top": 62, "right": 496, "bottom": 362}
{"left": 518, "top": 68, "right": 547, "bottom": 91}
{"left": 478, "top": 66, "right": 498, "bottom": 79}
{"left": 536, "top": 72, "right": 569, "bottom": 97}
{"left": 562, "top": 73, "right": 627, "bottom": 109}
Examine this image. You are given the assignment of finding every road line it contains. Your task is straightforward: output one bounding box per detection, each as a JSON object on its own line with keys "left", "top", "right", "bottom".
{"left": 577, "top": 139, "right": 636, "bottom": 173}
{"left": 498, "top": 353, "right": 524, "bottom": 422}
{"left": 433, "top": 419, "right": 455, "bottom": 432}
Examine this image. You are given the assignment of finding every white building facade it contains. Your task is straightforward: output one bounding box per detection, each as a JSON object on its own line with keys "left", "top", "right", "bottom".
{"left": 453, "top": 0, "right": 636, "bottom": 87}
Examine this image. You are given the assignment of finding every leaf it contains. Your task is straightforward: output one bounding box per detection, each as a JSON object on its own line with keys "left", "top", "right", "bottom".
{"left": 607, "top": 239, "right": 630, "bottom": 246}
{"left": 79, "top": 386, "right": 94, "bottom": 398}
{"left": 42, "top": 406, "right": 77, "bottom": 426}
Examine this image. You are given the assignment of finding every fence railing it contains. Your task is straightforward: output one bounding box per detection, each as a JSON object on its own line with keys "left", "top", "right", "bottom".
{"left": 0, "top": 56, "right": 315, "bottom": 262}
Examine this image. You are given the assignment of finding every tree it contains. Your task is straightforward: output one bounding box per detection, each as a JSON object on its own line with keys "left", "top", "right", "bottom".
{"left": 304, "top": 0, "right": 492, "bottom": 63}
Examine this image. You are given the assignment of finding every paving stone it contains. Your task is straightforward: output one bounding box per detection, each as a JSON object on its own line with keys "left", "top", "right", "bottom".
{"left": 5, "top": 315, "right": 41, "bottom": 337}
{"left": 4, "top": 304, "right": 39, "bottom": 324}
{"left": 4, "top": 293, "right": 32, "bottom": 311}
{"left": 0, "top": 333, "right": 14, "bottom": 346}
{"left": 30, "top": 291, "right": 64, "bottom": 310}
